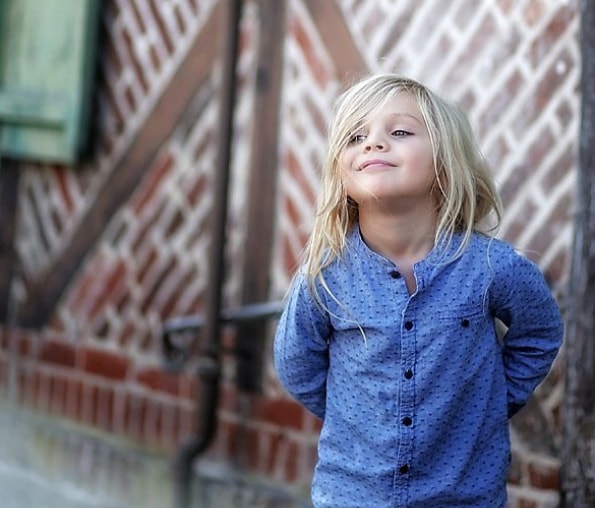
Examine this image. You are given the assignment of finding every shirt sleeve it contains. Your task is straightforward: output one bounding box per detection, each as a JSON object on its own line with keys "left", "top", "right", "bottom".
{"left": 490, "top": 249, "right": 564, "bottom": 418}
{"left": 273, "top": 271, "right": 331, "bottom": 419}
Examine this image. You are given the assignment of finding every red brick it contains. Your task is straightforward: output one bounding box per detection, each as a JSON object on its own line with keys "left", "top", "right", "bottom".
{"left": 67, "top": 255, "right": 108, "bottom": 314}
{"left": 265, "top": 430, "right": 295, "bottom": 477}
{"left": 94, "top": 384, "right": 115, "bottom": 432}
{"left": 49, "top": 375, "right": 67, "bottom": 415}
{"left": 122, "top": 28, "right": 149, "bottom": 94}
{"left": 143, "top": 398, "right": 167, "bottom": 448}
{"left": 461, "top": 15, "right": 496, "bottom": 69}
{"left": 526, "top": 191, "right": 572, "bottom": 260}
{"left": 40, "top": 340, "right": 76, "bottom": 367}
{"left": 129, "top": 0, "right": 147, "bottom": 33}
{"left": 88, "top": 259, "right": 128, "bottom": 322}
{"left": 159, "top": 268, "right": 199, "bottom": 318}
{"left": 543, "top": 144, "right": 575, "bottom": 189}
{"left": 186, "top": 173, "right": 208, "bottom": 208}
{"left": 283, "top": 439, "right": 300, "bottom": 483}
{"left": 528, "top": 459, "right": 560, "bottom": 490}
{"left": 173, "top": 4, "right": 186, "bottom": 33}
{"left": 140, "top": 255, "right": 177, "bottom": 314}
{"left": 218, "top": 418, "right": 239, "bottom": 460}
{"left": 53, "top": 167, "right": 75, "bottom": 214}
{"left": 64, "top": 377, "right": 83, "bottom": 422}
{"left": 81, "top": 347, "right": 129, "bottom": 380}
{"left": 527, "top": 126, "right": 555, "bottom": 169}
{"left": 497, "top": 0, "right": 515, "bottom": 14}
{"left": 148, "top": 0, "right": 174, "bottom": 55}
{"left": 136, "top": 366, "right": 181, "bottom": 396}
{"left": 519, "top": 500, "right": 538, "bottom": 508}
{"left": 479, "top": 71, "right": 523, "bottom": 137}
{"left": 36, "top": 370, "right": 53, "bottom": 412}
{"left": 523, "top": 0, "right": 545, "bottom": 27}
{"left": 123, "top": 392, "right": 148, "bottom": 442}
{"left": 253, "top": 395, "right": 306, "bottom": 430}
{"left": 0, "top": 329, "right": 33, "bottom": 357}
{"left": 80, "top": 382, "right": 99, "bottom": 426}
{"left": 290, "top": 18, "right": 331, "bottom": 88}
{"left": 177, "top": 404, "right": 197, "bottom": 444}
{"left": 219, "top": 382, "right": 239, "bottom": 412}
{"left": 117, "top": 321, "right": 137, "bottom": 348}
{"left": 157, "top": 402, "right": 184, "bottom": 451}
{"left": 131, "top": 152, "right": 174, "bottom": 216}
{"left": 285, "top": 148, "right": 317, "bottom": 205}
{"left": 529, "top": 5, "right": 575, "bottom": 68}
{"left": 18, "top": 368, "right": 39, "bottom": 407}
{"left": 245, "top": 427, "right": 263, "bottom": 472}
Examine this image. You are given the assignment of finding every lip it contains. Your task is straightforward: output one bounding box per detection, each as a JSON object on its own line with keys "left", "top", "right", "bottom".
{"left": 358, "top": 159, "right": 395, "bottom": 171}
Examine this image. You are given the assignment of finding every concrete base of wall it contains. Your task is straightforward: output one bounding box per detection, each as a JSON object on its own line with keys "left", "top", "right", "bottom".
{"left": 0, "top": 401, "right": 311, "bottom": 508}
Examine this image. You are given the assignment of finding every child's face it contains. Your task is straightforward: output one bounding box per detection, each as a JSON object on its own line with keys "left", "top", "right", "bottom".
{"left": 339, "top": 93, "right": 436, "bottom": 211}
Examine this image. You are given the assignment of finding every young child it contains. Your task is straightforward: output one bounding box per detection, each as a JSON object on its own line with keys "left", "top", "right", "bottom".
{"left": 273, "top": 74, "right": 564, "bottom": 507}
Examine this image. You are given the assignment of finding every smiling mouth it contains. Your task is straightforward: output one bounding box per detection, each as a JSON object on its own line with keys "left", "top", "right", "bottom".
{"left": 358, "top": 160, "right": 395, "bottom": 171}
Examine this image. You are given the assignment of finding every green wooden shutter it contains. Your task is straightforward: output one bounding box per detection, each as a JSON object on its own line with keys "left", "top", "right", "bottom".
{"left": 0, "top": 0, "right": 100, "bottom": 164}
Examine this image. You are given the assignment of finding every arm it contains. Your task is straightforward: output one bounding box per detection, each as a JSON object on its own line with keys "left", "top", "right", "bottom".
{"left": 273, "top": 272, "right": 331, "bottom": 419}
{"left": 491, "top": 252, "right": 564, "bottom": 418}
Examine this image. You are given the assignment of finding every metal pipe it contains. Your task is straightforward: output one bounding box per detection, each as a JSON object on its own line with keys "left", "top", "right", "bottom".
{"left": 164, "top": 300, "right": 284, "bottom": 337}
{"left": 162, "top": 300, "right": 284, "bottom": 372}
{"left": 173, "top": 1, "right": 243, "bottom": 506}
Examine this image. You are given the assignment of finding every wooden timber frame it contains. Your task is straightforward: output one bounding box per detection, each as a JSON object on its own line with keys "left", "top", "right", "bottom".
{"left": 560, "top": 0, "right": 595, "bottom": 505}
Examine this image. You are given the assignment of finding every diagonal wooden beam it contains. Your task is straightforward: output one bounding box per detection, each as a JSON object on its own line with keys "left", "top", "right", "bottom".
{"left": 0, "top": 158, "right": 20, "bottom": 323}
{"left": 19, "top": 2, "right": 224, "bottom": 328}
{"left": 302, "top": 0, "right": 369, "bottom": 83}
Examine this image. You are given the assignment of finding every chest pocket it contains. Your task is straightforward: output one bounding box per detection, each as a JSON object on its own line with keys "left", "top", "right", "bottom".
{"left": 424, "top": 303, "right": 492, "bottom": 347}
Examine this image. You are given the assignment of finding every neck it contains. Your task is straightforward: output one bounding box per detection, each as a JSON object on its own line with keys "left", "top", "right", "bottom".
{"left": 358, "top": 205, "right": 437, "bottom": 266}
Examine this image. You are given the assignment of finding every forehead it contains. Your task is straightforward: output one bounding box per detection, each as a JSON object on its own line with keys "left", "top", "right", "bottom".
{"left": 366, "top": 93, "right": 424, "bottom": 124}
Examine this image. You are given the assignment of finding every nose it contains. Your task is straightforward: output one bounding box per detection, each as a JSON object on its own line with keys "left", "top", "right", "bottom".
{"left": 364, "top": 135, "right": 386, "bottom": 152}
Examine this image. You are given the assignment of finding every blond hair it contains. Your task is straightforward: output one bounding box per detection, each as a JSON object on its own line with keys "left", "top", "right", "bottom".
{"left": 302, "top": 73, "right": 502, "bottom": 293}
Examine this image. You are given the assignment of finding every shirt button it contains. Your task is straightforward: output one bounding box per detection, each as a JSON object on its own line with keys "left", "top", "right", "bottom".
{"left": 389, "top": 270, "right": 401, "bottom": 279}
{"left": 404, "top": 369, "right": 413, "bottom": 379}
{"left": 402, "top": 417, "right": 413, "bottom": 426}
{"left": 404, "top": 321, "right": 413, "bottom": 330}
{"left": 461, "top": 318, "right": 470, "bottom": 327}
{"left": 399, "top": 464, "right": 410, "bottom": 474}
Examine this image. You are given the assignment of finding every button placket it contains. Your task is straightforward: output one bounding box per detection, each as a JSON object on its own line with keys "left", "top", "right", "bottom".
{"left": 398, "top": 310, "right": 416, "bottom": 485}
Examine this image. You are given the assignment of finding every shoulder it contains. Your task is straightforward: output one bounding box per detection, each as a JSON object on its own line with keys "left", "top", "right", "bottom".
{"left": 468, "top": 233, "right": 514, "bottom": 256}
{"left": 467, "top": 234, "right": 531, "bottom": 271}
{"left": 471, "top": 236, "right": 555, "bottom": 305}
{"left": 457, "top": 234, "right": 550, "bottom": 294}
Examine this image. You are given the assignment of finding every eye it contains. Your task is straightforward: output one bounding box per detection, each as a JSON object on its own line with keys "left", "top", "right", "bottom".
{"left": 392, "top": 129, "right": 413, "bottom": 137}
{"left": 347, "top": 133, "right": 366, "bottom": 145}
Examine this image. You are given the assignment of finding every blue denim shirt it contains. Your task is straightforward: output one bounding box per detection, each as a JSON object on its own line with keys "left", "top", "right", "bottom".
{"left": 274, "top": 228, "right": 563, "bottom": 507}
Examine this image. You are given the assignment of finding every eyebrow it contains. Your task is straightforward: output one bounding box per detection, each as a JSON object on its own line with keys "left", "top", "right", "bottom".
{"left": 387, "top": 112, "right": 424, "bottom": 125}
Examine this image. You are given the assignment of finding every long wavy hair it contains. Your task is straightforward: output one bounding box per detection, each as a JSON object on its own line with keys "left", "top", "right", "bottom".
{"left": 301, "top": 73, "right": 502, "bottom": 295}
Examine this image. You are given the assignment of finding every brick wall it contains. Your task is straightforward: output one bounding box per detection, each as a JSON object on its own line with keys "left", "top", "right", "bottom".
{"left": 0, "top": 1, "right": 578, "bottom": 506}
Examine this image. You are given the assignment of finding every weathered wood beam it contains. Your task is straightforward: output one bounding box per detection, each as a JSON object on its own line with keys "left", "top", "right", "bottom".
{"left": 561, "top": 0, "right": 595, "bottom": 505}
{"left": 302, "top": 0, "right": 369, "bottom": 83}
{"left": 236, "top": 0, "right": 287, "bottom": 392}
{"left": 0, "top": 158, "right": 20, "bottom": 323}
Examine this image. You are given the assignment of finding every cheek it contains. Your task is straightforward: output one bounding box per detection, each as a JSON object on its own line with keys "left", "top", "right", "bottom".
{"left": 339, "top": 153, "right": 356, "bottom": 185}
{"left": 341, "top": 170, "right": 356, "bottom": 198}
{"left": 339, "top": 149, "right": 355, "bottom": 172}
{"left": 410, "top": 151, "right": 435, "bottom": 183}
